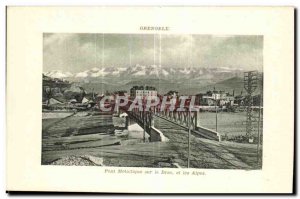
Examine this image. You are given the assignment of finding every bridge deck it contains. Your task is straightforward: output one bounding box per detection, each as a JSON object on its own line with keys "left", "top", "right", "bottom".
{"left": 153, "top": 116, "right": 259, "bottom": 169}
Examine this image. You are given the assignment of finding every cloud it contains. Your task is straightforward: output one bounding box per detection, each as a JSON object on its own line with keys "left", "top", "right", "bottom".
{"left": 44, "top": 34, "right": 76, "bottom": 49}
{"left": 43, "top": 33, "right": 263, "bottom": 72}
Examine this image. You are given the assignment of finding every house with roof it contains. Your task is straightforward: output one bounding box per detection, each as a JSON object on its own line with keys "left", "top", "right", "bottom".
{"left": 196, "top": 89, "right": 235, "bottom": 106}
{"left": 130, "top": 86, "right": 157, "bottom": 100}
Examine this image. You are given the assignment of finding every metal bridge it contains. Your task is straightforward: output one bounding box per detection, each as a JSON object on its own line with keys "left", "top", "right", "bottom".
{"left": 120, "top": 103, "right": 220, "bottom": 142}
{"left": 119, "top": 104, "right": 258, "bottom": 169}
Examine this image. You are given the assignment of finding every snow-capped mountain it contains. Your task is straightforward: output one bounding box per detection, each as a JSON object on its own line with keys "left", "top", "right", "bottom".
{"left": 75, "top": 67, "right": 129, "bottom": 78}
{"left": 43, "top": 65, "right": 252, "bottom": 95}
{"left": 75, "top": 70, "right": 90, "bottom": 78}
{"left": 179, "top": 68, "right": 191, "bottom": 75}
{"left": 90, "top": 68, "right": 109, "bottom": 77}
{"left": 44, "top": 64, "right": 246, "bottom": 82}
{"left": 44, "top": 70, "right": 73, "bottom": 78}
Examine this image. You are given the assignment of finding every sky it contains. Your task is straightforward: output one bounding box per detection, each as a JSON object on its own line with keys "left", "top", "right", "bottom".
{"left": 43, "top": 33, "right": 263, "bottom": 73}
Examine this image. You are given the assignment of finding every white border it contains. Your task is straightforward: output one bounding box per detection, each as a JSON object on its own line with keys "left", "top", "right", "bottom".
{"left": 1, "top": 1, "right": 297, "bottom": 198}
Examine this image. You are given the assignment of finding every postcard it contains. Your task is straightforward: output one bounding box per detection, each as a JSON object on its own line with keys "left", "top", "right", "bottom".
{"left": 6, "top": 6, "right": 294, "bottom": 193}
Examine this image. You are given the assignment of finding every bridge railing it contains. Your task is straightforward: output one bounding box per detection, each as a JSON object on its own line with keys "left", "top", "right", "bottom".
{"left": 153, "top": 105, "right": 220, "bottom": 141}
{"left": 119, "top": 102, "right": 220, "bottom": 141}
{"left": 153, "top": 106, "right": 197, "bottom": 130}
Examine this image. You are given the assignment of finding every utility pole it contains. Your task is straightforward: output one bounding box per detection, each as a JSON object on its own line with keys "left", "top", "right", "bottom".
{"left": 257, "top": 94, "right": 261, "bottom": 164}
{"left": 244, "top": 71, "right": 258, "bottom": 143}
{"left": 92, "top": 88, "right": 95, "bottom": 100}
{"left": 188, "top": 109, "right": 191, "bottom": 168}
{"left": 257, "top": 74, "right": 263, "bottom": 165}
{"left": 143, "top": 85, "right": 146, "bottom": 142}
{"left": 215, "top": 94, "right": 218, "bottom": 132}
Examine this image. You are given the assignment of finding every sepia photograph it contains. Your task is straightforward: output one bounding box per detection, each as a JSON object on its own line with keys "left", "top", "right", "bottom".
{"left": 42, "top": 33, "right": 263, "bottom": 169}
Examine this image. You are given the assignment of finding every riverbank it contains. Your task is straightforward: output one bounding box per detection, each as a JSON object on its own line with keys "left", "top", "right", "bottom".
{"left": 42, "top": 111, "right": 150, "bottom": 163}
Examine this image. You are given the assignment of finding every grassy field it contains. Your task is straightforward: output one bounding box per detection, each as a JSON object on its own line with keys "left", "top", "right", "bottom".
{"left": 198, "top": 112, "right": 261, "bottom": 138}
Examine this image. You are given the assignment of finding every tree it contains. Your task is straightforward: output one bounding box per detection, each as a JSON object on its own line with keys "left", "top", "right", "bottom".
{"left": 43, "top": 86, "right": 54, "bottom": 106}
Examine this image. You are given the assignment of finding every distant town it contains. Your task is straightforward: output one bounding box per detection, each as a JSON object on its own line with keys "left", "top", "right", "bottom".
{"left": 42, "top": 74, "right": 263, "bottom": 113}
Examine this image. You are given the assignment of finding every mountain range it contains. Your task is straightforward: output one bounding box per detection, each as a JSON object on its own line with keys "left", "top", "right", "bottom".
{"left": 44, "top": 65, "right": 261, "bottom": 95}
{"left": 44, "top": 64, "right": 245, "bottom": 79}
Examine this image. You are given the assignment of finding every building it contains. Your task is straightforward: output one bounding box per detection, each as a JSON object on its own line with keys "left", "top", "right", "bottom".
{"left": 166, "top": 90, "right": 178, "bottom": 98}
{"left": 114, "top": 90, "right": 129, "bottom": 97}
{"left": 234, "top": 95, "right": 245, "bottom": 106}
{"left": 223, "top": 95, "right": 235, "bottom": 106}
{"left": 196, "top": 93, "right": 214, "bottom": 106}
{"left": 253, "top": 94, "right": 263, "bottom": 106}
{"left": 130, "top": 86, "right": 157, "bottom": 100}
{"left": 233, "top": 94, "right": 263, "bottom": 107}
{"left": 196, "top": 90, "right": 235, "bottom": 106}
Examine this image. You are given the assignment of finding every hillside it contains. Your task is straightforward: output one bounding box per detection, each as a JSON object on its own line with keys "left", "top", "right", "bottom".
{"left": 195, "top": 76, "right": 263, "bottom": 96}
